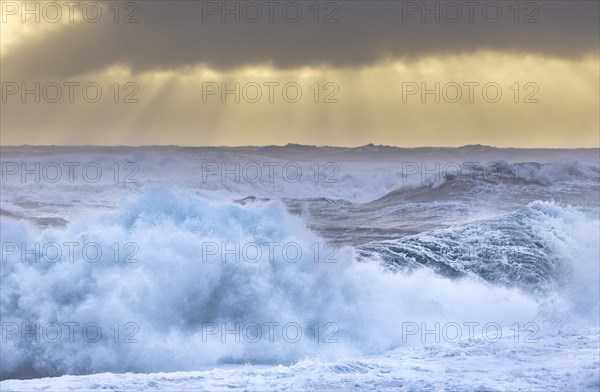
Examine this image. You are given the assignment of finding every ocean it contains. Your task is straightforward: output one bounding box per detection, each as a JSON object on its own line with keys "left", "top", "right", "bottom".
{"left": 1, "top": 145, "right": 598, "bottom": 391}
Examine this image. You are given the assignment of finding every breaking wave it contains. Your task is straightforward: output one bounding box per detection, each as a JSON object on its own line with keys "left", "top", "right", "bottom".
{"left": 1, "top": 188, "right": 597, "bottom": 380}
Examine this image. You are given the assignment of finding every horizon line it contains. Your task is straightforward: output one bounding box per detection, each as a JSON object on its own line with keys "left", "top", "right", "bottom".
{"left": 1, "top": 144, "right": 599, "bottom": 150}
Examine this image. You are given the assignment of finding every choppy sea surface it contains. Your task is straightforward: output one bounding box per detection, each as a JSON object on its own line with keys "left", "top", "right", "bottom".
{"left": 1, "top": 145, "right": 599, "bottom": 391}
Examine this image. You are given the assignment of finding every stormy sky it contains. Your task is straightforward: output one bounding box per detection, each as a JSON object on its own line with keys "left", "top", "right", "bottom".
{"left": 1, "top": 0, "right": 599, "bottom": 147}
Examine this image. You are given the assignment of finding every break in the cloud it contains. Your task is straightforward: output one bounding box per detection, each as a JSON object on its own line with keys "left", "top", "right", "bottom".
{"left": 1, "top": 0, "right": 598, "bottom": 147}
{"left": 2, "top": 53, "right": 598, "bottom": 148}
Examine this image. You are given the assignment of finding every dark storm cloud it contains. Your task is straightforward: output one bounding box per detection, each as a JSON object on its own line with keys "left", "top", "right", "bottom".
{"left": 2, "top": 0, "right": 599, "bottom": 78}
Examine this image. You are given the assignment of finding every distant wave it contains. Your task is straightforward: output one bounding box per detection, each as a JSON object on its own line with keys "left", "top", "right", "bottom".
{"left": 1, "top": 145, "right": 598, "bottom": 206}
{"left": 372, "top": 161, "right": 599, "bottom": 203}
